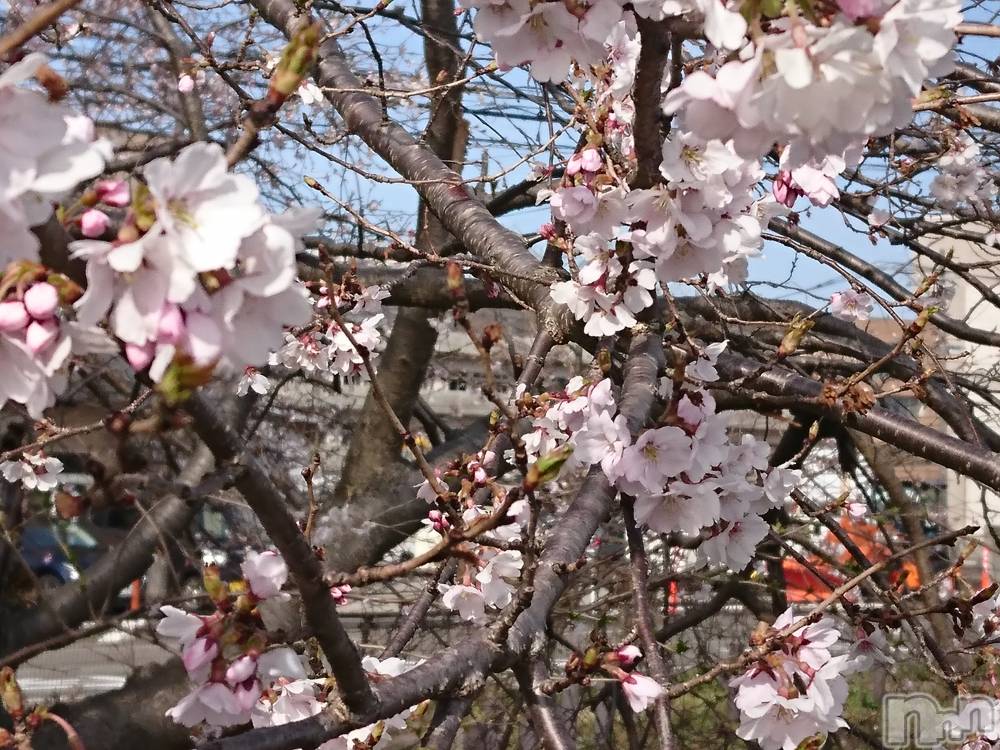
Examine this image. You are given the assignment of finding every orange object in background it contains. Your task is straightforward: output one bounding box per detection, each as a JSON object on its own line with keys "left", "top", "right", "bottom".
{"left": 783, "top": 513, "right": 923, "bottom": 602}
{"left": 129, "top": 579, "right": 141, "bottom": 611}
{"left": 783, "top": 558, "right": 842, "bottom": 603}
{"left": 667, "top": 580, "right": 678, "bottom": 614}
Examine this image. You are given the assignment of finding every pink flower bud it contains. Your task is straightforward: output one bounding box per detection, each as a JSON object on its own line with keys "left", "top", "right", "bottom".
{"left": 182, "top": 636, "right": 218, "bottom": 675}
{"left": 0, "top": 301, "right": 29, "bottom": 333}
{"left": 330, "top": 585, "right": 351, "bottom": 605}
{"left": 836, "top": 0, "right": 884, "bottom": 20}
{"left": 177, "top": 74, "right": 195, "bottom": 93}
{"left": 23, "top": 283, "right": 59, "bottom": 321}
{"left": 428, "top": 509, "right": 451, "bottom": 532}
{"left": 847, "top": 501, "right": 868, "bottom": 518}
{"left": 617, "top": 645, "right": 642, "bottom": 666}
{"left": 772, "top": 171, "right": 803, "bottom": 208}
{"left": 225, "top": 654, "right": 257, "bottom": 686}
{"left": 566, "top": 153, "right": 584, "bottom": 176}
{"left": 95, "top": 179, "right": 130, "bottom": 207}
{"left": 579, "top": 148, "right": 603, "bottom": 173}
{"left": 80, "top": 208, "right": 110, "bottom": 238}
{"left": 25, "top": 319, "right": 58, "bottom": 354}
{"left": 539, "top": 222, "right": 558, "bottom": 241}
{"left": 157, "top": 304, "right": 186, "bottom": 344}
{"left": 233, "top": 679, "right": 261, "bottom": 711}
{"left": 125, "top": 342, "right": 155, "bottom": 371}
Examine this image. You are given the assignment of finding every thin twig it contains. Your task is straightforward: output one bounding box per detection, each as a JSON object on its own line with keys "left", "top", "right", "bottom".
{"left": 0, "top": 0, "right": 83, "bottom": 58}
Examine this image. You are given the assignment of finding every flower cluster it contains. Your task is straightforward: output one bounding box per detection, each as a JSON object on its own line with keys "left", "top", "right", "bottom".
{"left": 517, "top": 347, "right": 800, "bottom": 572}
{"left": 467, "top": 0, "right": 627, "bottom": 83}
{"left": 545, "top": 73, "right": 784, "bottom": 332}
{"left": 664, "top": 0, "right": 962, "bottom": 174}
{"left": 467, "top": 0, "right": 747, "bottom": 84}
{"left": 931, "top": 132, "right": 999, "bottom": 210}
{"left": 0, "top": 56, "right": 111, "bottom": 416}
{"left": 561, "top": 642, "right": 664, "bottom": 713}
{"left": 437, "top": 510, "right": 526, "bottom": 621}
{"left": 72, "top": 143, "right": 314, "bottom": 385}
{"left": 0, "top": 273, "right": 79, "bottom": 417}
{"left": 159, "top": 551, "right": 307, "bottom": 728}
{"left": 162, "top": 547, "right": 418, "bottom": 744}
{"left": 270, "top": 280, "right": 388, "bottom": 377}
{"left": 731, "top": 609, "right": 851, "bottom": 750}
{"left": 251, "top": 656, "right": 419, "bottom": 750}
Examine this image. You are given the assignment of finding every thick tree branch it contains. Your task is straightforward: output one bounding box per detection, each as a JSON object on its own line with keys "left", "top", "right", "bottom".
{"left": 184, "top": 394, "right": 376, "bottom": 715}
{"left": 249, "top": 0, "right": 569, "bottom": 336}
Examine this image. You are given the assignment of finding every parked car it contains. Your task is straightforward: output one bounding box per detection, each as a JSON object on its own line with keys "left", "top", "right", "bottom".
{"left": 19, "top": 520, "right": 133, "bottom": 610}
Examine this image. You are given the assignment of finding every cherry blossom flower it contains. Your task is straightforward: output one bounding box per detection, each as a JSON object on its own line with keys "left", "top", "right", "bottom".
{"left": 836, "top": 0, "right": 888, "bottom": 20}
{"left": 176, "top": 70, "right": 205, "bottom": 92}
{"left": 226, "top": 655, "right": 258, "bottom": 686}
{"left": 0, "top": 54, "right": 109, "bottom": 267}
{"left": 605, "top": 21, "right": 640, "bottom": 99}
{"left": 772, "top": 170, "right": 803, "bottom": 207}
{"left": 439, "top": 583, "right": 486, "bottom": 622}
{"left": 141, "top": 142, "right": 264, "bottom": 275}
{"left": 620, "top": 673, "right": 663, "bottom": 713}
{"left": 167, "top": 682, "right": 251, "bottom": 728}
{"left": 616, "top": 645, "right": 642, "bottom": 666}
{"left": 548, "top": 185, "right": 598, "bottom": 229}
{"left": 237, "top": 367, "right": 270, "bottom": 397}
{"left": 847, "top": 501, "right": 868, "bottom": 518}
{"left": 844, "top": 626, "right": 891, "bottom": 672}
{"left": 256, "top": 647, "right": 308, "bottom": 681}
{"left": 829, "top": 290, "right": 873, "bottom": 321}
{"left": 297, "top": 80, "right": 325, "bottom": 107}
{"left": 79, "top": 208, "right": 109, "bottom": 237}
{"left": 271, "top": 333, "right": 330, "bottom": 373}
{"left": 0, "top": 301, "right": 29, "bottom": 332}
{"left": 415, "top": 467, "right": 444, "bottom": 503}
{"left": 634, "top": 482, "right": 721, "bottom": 535}
{"left": 731, "top": 610, "right": 851, "bottom": 750}
{"left": 931, "top": 134, "right": 996, "bottom": 209}
{"left": 156, "top": 605, "right": 204, "bottom": 646}
{"left": 571, "top": 409, "right": 631, "bottom": 480}
{"left": 619, "top": 426, "right": 691, "bottom": 493}
{"left": 0, "top": 451, "right": 63, "bottom": 491}
{"left": 873, "top": 0, "right": 962, "bottom": 95}
{"left": 242, "top": 550, "right": 288, "bottom": 599}
{"left": 867, "top": 208, "right": 891, "bottom": 228}
{"left": 700, "top": 0, "right": 748, "bottom": 50}
{"left": 94, "top": 179, "right": 129, "bottom": 206}
{"left": 763, "top": 467, "right": 802, "bottom": 506}
{"left": 251, "top": 679, "right": 324, "bottom": 727}
{"left": 566, "top": 148, "right": 603, "bottom": 175}
{"left": 423, "top": 508, "right": 450, "bottom": 534}
{"left": 476, "top": 550, "right": 523, "bottom": 607}
{"left": 686, "top": 341, "right": 727, "bottom": 382}
{"left": 73, "top": 197, "right": 314, "bottom": 384}
{"left": 182, "top": 636, "right": 219, "bottom": 676}
{"left": 700, "top": 513, "right": 769, "bottom": 571}
{"left": 0, "top": 328, "right": 73, "bottom": 417}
